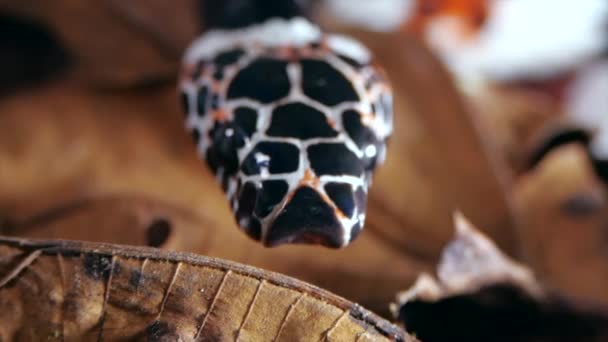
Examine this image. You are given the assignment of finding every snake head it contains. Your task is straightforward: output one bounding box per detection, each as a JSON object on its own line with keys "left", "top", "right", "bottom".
{"left": 180, "top": 18, "right": 392, "bottom": 248}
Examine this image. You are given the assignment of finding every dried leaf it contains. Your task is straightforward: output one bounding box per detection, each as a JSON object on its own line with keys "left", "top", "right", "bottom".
{"left": 0, "top": 14, "right": 71, "bottom": 96}
{"left": 0, "top": 81, "right": 430, "bottom": 316}
{"left": 0, "top": 194, "right": 430, "bottom": 318}
{"left": 0, "top": 236, "right": 413, "bottom": 341}
{"left": 0, "top": 0, "right": 199, "bottom": 87}
{"left": 1, "top": 5, "right": 517, "bottom": 258}
{"left": 344, "top": 31, "right": 516, "bottom": 258}
{"left": 514, "top": 143, "right": 608, "bottom": 305}
{"left": 466, "top": 86, "right": 563, "bottom": 175}
{"left": 393, "top": 213, "right": 608, "bottom": 342}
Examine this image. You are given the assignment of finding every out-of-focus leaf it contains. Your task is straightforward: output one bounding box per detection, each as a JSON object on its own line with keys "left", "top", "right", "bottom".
{"left": 0, "top": 236, "right": 413, "bottom": 341}
{"left": 0, "top": 14, "right": 71, "bottom": 96}
{"left": 0, "top": 0, "right": 199, "bottom": 87}
{"left": 0, "top": 80, "right": 430, "bottom": 317}
{"left": 466, "top": 86, "right": 563, "bottom": 175}
{"left": 393, "top": 213, "right": 608, "bottom": 342}
{"left": 514, "top": 144, "right": 608, "bottom": 305}
{"left": 345, "top": 31, "right": 516, "bottom": 258}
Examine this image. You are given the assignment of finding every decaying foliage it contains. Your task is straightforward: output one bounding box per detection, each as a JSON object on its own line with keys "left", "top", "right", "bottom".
{"left": 514, "top": 144, "right": 608, "bottom": 306}
{"left": 0, "top": 237, "right": 412, "bottom": 341}
{"left": 393, "top": 214, "right": 608, "bottom": 342}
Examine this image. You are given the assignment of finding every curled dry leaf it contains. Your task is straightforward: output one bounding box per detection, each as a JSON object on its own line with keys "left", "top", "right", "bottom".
{"left": 513, "top": 143, "right": 608, "bottom": 305}
{"left": 0, "top": 236, "right": 413, "bottom": 341}
{"left": 0, "top": 80, "right": 430, "bottom": 317}
{"left": 522, "top": 122, "right": 592, "bottom": 174}
{"left": 394, "top": 213, "right": 543, "bottom": 306}
{"left": 392, "top": 213, "right": 608, "bottom": 342}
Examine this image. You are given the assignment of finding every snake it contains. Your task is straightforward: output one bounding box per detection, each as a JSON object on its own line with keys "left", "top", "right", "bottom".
{"left": 179, "top": 0, "right": 393, "bottom": 248}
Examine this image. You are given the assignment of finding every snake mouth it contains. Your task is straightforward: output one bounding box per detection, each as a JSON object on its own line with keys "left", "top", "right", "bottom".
{"left": 232, "top": 183, "right": 349, "bottom": 248}
{"left": 262, "top": 186, "right": 347, "bottom": 248}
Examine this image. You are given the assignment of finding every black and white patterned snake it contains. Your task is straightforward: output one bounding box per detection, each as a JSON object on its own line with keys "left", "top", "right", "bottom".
{"left": 179, "top": 0, "right": 394, "bottom": 248}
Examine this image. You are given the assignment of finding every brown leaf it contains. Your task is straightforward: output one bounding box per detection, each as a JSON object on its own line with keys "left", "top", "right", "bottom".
{"left": 0, "top": 193, "right": 430, "bottom": 319}
{"left": 344, "top": 31, "right": 516, "bottom": 258}
{"left": 0, "top": 236, "right": 413, "bottom": 341}
{"left": 0, "top": 14, "right": 71, "bottom": 96}
{"left": 0, "top": 80, "right": 429, "bottom": 317}
{"left": 513, "top": 143, "right": 608, "bottom": 305}
{"left": 1, "top": 6, "right": 517, "bottom": 259}
{"left": 466, "top": 86, "right": 563, "bottom": 175}
{"left": 393, "top": 213, "right": 608, "bottom": 341}
{"left": 0, "top": 19, "right": 521, "bottom": 319}
{"left": 0, "top": 0, "right": 199, "bottom": 87}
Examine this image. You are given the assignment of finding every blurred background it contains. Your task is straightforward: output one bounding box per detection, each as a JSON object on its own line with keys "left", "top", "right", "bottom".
{"left": 0, "top": 0, "right": 606, "bottom": 320}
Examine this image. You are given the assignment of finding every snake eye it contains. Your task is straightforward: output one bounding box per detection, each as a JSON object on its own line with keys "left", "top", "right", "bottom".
{"left": 206, "top": 122, "right": 246, "bottom": 175}
{"left": 254, "top": 152, "right": 270, "bottom": 170}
